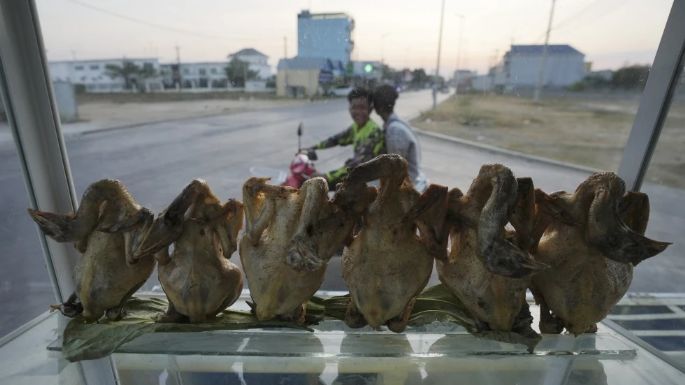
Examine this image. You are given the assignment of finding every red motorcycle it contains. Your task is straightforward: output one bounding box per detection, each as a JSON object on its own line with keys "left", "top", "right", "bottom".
{"left": 249, "top": 123, "right": 320, "bottom": 189}
{"left": 282, "top": 123, "right": 319, "bottom": 188}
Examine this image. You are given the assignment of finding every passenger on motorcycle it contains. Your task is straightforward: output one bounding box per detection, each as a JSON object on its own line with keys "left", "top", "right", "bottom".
{"left": 304, "top": 87, "right": 385, "bottom": 189}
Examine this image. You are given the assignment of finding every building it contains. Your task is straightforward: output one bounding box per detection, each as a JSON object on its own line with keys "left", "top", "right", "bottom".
{"left": 297, "top": 10, "right": 354, "bottom": 65}
{"left": 453, "top": 69, "right": 476, "bottom": 90}
{"left": 276, "top": 57, "right": 345, "bottom": 97}
{"left": 48, "top": 58, "right": 162, "bottom": 92}
{"left": 494, "top": 44, "right": 586, "bottom": 90}
{"left": 227, "top": 48, "right": 271, "bottom": 79}
{"left": 159, "top": 61, "right": 229, "bottom": 89}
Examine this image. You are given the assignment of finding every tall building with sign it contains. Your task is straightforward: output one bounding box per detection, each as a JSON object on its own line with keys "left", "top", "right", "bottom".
{"left": 297, "top": 10, "right": 354, "bottom": 65}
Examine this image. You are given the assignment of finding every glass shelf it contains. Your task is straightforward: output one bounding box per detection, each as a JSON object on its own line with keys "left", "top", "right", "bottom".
{"left": 2, "top": 295, "right": 682, "bottom": 385}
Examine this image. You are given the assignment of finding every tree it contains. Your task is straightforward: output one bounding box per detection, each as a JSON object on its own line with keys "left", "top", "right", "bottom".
{"left": 410, "top": 68, "right": 429, "bottom": 89}
{"left": 225, "top": 58, "right": 258, "bottom": 88}
{"left": 611, "top": 65, "right": 650, "bottom": 90}
{"left": 105, "top": 61, "right": 157, "bottom": 92}
{"left": 105, "top": 61, "right": 142, "bottom": 91}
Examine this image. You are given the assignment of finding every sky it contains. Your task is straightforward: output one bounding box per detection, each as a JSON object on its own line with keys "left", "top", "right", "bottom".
{"left": 36, "top": 0, "right": 673, "bottom": 76}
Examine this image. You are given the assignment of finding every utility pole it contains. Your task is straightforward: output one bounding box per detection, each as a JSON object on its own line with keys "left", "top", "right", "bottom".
{"left": 283, "top": 36, "right": 289, "bottom": 96}
{"left": 175, "top": 44, "right": 181, "bottom": 90}
{"left": 454, "top": 14, "right": 464, "bottom": 98}
{"left": 283, "top": 36, "right": 288, "bottom": 58}
{"left": 534, "top": 0, "right": 556, "bottom": 102}
{"left": 433, "top": 0, "right": 446, "bottom": 109}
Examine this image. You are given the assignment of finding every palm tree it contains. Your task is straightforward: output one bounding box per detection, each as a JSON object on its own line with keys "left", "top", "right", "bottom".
{"left": 105, "top": 61, "right": 143, "bottom": 91}
{"left": 224, "top": 58, "right": 258, "bottom": 88}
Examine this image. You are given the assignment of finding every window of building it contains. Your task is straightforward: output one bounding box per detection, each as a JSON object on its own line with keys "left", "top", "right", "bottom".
{"left": 89, "top": 64, "right": 99, "bottom": 70}
{"left": 74, "top": 65, "right": 83, "bottom": 70}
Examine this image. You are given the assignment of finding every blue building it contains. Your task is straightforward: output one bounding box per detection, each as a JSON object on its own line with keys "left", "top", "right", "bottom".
{"left": 297, "top": 10, "right": 354, "bottom": 65}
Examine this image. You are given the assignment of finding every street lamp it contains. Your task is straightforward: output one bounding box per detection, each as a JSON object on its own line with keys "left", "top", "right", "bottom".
{"left": 381, "top": 32, "right": 390, "bottom": 65}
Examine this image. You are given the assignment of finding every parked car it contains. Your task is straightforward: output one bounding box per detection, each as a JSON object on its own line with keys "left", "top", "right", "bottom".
{"left": 328, "top": 85, "right": 352, "bottom": 97}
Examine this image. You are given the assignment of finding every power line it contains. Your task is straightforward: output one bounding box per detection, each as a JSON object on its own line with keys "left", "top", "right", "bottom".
{"left": 530, "top": 0, "right": 617, "bottom": 43}
{"left": 552, "top": 0, "right": 607, "bottom": 31}
{"left": 67, "top": 0, "right": 256, "bottom": 42}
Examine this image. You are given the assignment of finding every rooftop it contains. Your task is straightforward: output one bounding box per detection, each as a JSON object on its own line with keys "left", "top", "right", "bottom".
{"left": 228, "top": 48, "right": 268, "bottom": 58}
{"left": 508, "top": 44, "right": 583, "bottom": 56}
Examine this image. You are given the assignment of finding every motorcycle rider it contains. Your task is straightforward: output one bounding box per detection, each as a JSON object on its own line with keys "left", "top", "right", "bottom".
{"left": 305, "top": 87, "right": 385, "bottom": 189}
{"left": 373, "top": 84, "right": 428, "bottom": 192}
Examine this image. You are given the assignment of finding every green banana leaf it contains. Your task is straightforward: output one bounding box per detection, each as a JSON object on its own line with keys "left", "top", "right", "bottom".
{"left": 61, "top": 285, "right": 540, "bottom": 362}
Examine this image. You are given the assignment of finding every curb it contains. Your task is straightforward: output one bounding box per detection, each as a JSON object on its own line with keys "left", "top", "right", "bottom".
{"left": 414, "top": 128, "right": 601, "bottom": 175}
{"left": 70, "top": 111, "right": 239, "bottom": 137}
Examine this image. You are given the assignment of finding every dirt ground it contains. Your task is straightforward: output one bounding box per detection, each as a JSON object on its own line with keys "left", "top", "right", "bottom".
{"left": 72, "top": 92, "right": 309, "bottom": 131}
{"left": 412, "top": 92, "right": 685, "bottom": 189}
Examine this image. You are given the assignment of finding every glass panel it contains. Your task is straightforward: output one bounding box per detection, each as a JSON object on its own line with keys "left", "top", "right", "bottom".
{"left": 413, "top": 1, "right": 670, "bottom": 173}
{"left": 0, "top": 101, "right": 55, "bottom": 337}
{"left": 639, "top": 58, "right": 685, "bottom": 293}
{"left": 26, "top": 1, "right": 679, "bottom": 359}
{"left": 4, "top": 309, "right": 685, "bottom": 385}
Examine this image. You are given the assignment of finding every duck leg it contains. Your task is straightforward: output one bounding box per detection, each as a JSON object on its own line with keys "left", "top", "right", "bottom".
{"left": 531, "top": 286, "right": 563, "bottom": 334}
{"left": 587, "top": 178, "right": 670, "bottom": 265}
{"left": 287, "top": 177, "right": 331, "bottom": 271}
{"left": 344, "top": 298, "right": 367, "bottom": 329}
{"left": 29, "top": 179, "right": 144, "bottom": 251}
{"left": 386, "top": 297, "right": 417, "bottom": 333}
{"left": 213, "top": 199, "right": 244, "bottom": 259}
{"left": 476, "top": 166, "right": 546, "bottom": 278}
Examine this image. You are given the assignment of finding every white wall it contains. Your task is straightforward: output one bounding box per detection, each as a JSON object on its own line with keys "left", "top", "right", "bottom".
{"left": 507, "top": 54, "right": 586, "bottom": 87}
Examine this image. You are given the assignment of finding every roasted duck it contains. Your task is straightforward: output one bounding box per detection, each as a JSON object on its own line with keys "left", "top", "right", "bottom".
{"left": 133, "top": 179, "right": 243, "bottom": 323}
{"left": 531, "top": 172, "right": 670, "bottom": 334}
{"left": 28, "top": 179, "right": 154, "bottom": 321}
{"left": 342, "top": 154, "right": 448, "bottom": 332}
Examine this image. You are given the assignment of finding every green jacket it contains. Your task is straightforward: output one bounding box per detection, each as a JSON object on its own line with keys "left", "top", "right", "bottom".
{"left": 314, "top": 119, "right": 385, "bottom": 169}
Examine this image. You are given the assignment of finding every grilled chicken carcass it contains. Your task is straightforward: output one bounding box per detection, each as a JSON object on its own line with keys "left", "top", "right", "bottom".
{"left": 133, "top": 180, "right": 243, "bottom": 323}
{"left": 342, "top": 154, "right": 448, "bottom": 332}
{"left": 438, "top": 165, "right": 545, "bottom": 334}
{"left": 28, "top": 180, "right": 154, "bottom": 322}
{"left": 240, "top": 176, "right": 363, "bottom": 323}
{"left": 531, "top": 172, "right": 670, "bottom": 334}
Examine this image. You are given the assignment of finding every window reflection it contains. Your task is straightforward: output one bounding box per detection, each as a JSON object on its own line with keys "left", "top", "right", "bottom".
{"left": 0, "top": 121, "right": 54, "bottom": 337}
{"left": 638, "top": 59, "right": 685, "bottom": 293}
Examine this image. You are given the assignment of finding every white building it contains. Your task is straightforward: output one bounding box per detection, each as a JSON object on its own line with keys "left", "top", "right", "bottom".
{"left": 495, "top": 44, "right": 586, "bottom": 90}
{"left": 160, "top": 62, "right": 229, "bottom": 89}
{"left": 227, "top": 48, "right": 271, "bottom": 80}
{"left": 48, "top": 58, "right": 161, "bottom": 92}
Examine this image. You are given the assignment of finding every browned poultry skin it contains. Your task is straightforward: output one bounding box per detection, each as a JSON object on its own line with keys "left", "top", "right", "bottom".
{"left": 240, "top": 177, "right": 344, "bottom": 322}
{"left": 531, "top": 173, "right": 670, "bottom": 334}
{"left": 342, "top": 154, "right": 448, "bottom": 332}
{"left": 134, "top": 180, "right": 243, "bottom": 323}
{"left": 438, "top": 165, "right": 542, "bottom": 332}
{"left": 28, "top": 179, "right": 155, "bottom": 322}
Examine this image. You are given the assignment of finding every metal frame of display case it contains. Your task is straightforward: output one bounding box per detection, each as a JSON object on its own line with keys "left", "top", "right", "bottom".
{"left": 617, "top": 0, "right": 685, "bottom": 190}
{"left": 0, "top": 0, "right": 684, "bottom": 382}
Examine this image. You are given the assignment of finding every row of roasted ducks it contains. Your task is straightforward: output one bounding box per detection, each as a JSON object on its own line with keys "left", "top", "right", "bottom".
{"left": 29, "top": 154, "right": 669, "bottom": 336}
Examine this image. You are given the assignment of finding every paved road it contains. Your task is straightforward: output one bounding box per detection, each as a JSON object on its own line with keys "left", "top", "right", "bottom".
{"left": 0, "top": 89, "right": 682, "bottom": 338}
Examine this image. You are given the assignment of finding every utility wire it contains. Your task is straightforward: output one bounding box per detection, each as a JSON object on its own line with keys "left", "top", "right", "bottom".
{"left": 67, "top": 0, "right": 256, "bottom": 41}
{"left": 531, "top": 0, "right": 619, "bottom": 43}
{"left": 553, "top": 0, "right": 608, "bottom": 31}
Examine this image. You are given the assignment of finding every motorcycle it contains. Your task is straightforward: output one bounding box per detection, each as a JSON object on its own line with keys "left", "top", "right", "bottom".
{"left": 282, "top": 123, "right": 319, "bottom": 188}
{"left": 248, "top": 123, "right": 320, "bottom": 189}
